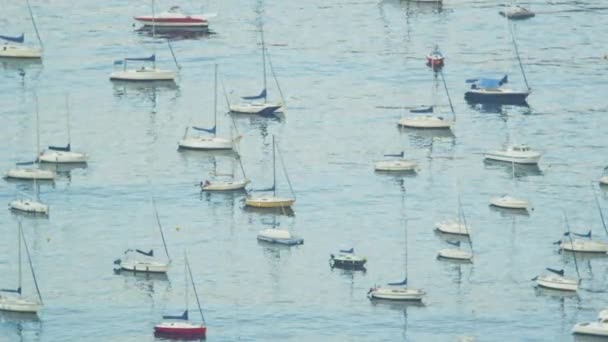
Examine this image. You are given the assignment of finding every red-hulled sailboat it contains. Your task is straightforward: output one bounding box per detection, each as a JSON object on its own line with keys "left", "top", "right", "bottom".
{"left": 135, "top": 6, "right": 208, "bottom": 29}
{"left": 154, "top": 253, "right": 207, "bottom": 339}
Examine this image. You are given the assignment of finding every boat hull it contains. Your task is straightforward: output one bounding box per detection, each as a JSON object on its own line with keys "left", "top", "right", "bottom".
{"left": 0, "top": 45, "right": 42, "bottom": 59}
{"left": 5, "top": 168, "right": 55, "bottom": 180}
{"left": 330, "top": 254, "right": 367, "bottom": 268}
{"left": 398, "top": 117, "right": 452, "bottom": 129}
{"left": 559, "top": 239, "right": 608, "bottom": 253}
{"left": 435, "top": 222, "right": 469, "bottom": 236}
{"left": 465, "top": 89, "right": 529, "bottom": 105}
{"left": 368, "top": 287, "right": 425, "bottom": 301}
{"left": 437, "top": 248, "right": 473, "bottom": 261}
{"left": 245, "top": 196, "right": 294, "bottom": 208}
{"left": 257, "top": 235, "right": 304, "bottom": 246}
{"left": 536, "top": 274, "right": 578, "bottom": 292}
{"left": 599, "top": 176, "right": 608, "bottom": 186}
{"left": 0, "top": 297, "right": 41, "bottom": 313}
{"left": 489, "top": 196, "right": 529, "bottom": 210}
{"left": 9, "top": 199, "right": 49, "bottom": 214}
{"left": 178, "top": 136, "right": 233, "bottom": 150}
{"left": 483, "top": 152, "right": 541, "bottom": 165}
{"left": 135, "top": 18, "right": 208, "bottom": 28}
{"left": 374, "top": 160, "right": 418, "bottom": 172}
{"left": 201, "top": 179, "right": 250, "bottom": 191}
{"left": 120, "top": 260, "right": 169, "bottom": 273}
{"left": 38, "top": 151, "right": 88, "bottom": 163}
{"left": 573, "top": 322, "right": 608, "bottom": 337}
{"left": 229, "top": 102, "right": 282, "bottom": 116}
{"left": 110, "top": 69, "right": 176, "bottom": 82}
{"left": 154, "top": 321, "right": 206, "bottom": 338}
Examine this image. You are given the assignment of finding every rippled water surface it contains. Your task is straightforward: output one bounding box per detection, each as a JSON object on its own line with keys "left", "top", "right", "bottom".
{"left": 2, "top": 0, "right": 608, "bottom": 341}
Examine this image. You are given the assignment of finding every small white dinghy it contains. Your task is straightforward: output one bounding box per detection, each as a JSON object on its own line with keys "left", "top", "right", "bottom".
{"left": 38, "top": 95, "right": 88, "bottom": 164}
{"left": 484, "top": 144, "right": 542, "bottom": 165}
{"left": 489, "top": 195, "right": 530, "bottom": 210}
{"left": 114, "top": 201, "right": 171, "bottom": 273}
{"left": 245, "top": 135, "right": 296, "bottom": 209}
{"left": 330, "top": 248, "right": 367, "bottom": 269}
{"left": 369, "top": 193, "right": 425, "bottom": 302}
{"left": 179, "top": 65, "right": 238, "bottom": 151}
{"left": 0, "top": 221, "right": 44, "bottom": 313}
{"left": 374, "top": 152, "right": 418, "bottom": 172}
{"left": 572, "top": 310, "right": 608, "bottom": 337}
{"left": 229, "top": 26, "right": 283, "bottom": 116}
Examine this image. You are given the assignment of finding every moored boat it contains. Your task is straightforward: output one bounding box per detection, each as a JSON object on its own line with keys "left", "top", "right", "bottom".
{"left": 135, "top": 6, "right": 209, "bottom": 29}
{"left": 489, "top": 195, "right": 530, "bottom": 210}
{"left": 426, "top": 45, "right": 444, "bottom": 69}
{"left": 573, "top": 310, "right": 608, "bottom": 336}
{"left": 483, "top": 144, "right": 542, "bottom": 165}
{"left": 374, "top": 152, "right": 418, "bottom": 172}
{"left": 499, "top": 5, "right": 535, "bottom": 20}
{"left": 330, "top": 248, "right": 367, "bottom": 269}
{"left": 257, "top": 228, "right": 303, "bottom": 246}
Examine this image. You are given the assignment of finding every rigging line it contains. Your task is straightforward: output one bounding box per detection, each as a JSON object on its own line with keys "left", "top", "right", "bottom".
{"left": 25, "top": 0, "right": 43, "bottom": 49}
{"left": 220, "top": 76, "right": 232, "bottom": 109}
{"left": 21, "top": 223, "right": 43, "bottom": 304}
{"left": 439, "top": 69, "right": 456, "bottom": 122}
{"left": 167, "top": 40, "right": 181, "bottom": 70}
{"left": 153, "top": 199, "right": 171, "bottom": 262}
{"left": 563, "top": 213, "right": 581, "bottom": 282}
{"left": 265, "top": 49, "right": 286, "bottom": 110}
{"left": 591, "top": 182, "right": 608, "bottom": 236}
{"left": 275, "top": 139, "right": 295, "bottom": 199}
{"left": 185, "top": 254, "right": 206, "bottom": 324}
{"left": 507, "top": 20, "right": 530, "bottom": 91}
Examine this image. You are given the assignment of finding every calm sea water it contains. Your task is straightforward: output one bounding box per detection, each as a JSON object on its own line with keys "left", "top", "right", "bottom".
{"left": 2, "top": 0, "right": 608, "bottom": 341}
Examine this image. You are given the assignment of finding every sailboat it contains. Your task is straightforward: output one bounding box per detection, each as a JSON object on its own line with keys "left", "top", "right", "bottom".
{"left": 154, "top": 253, "right": 206, "bottom": 338}
{"left": 573, "top": 310, "right": 608, "bottom": 337}
{"left": 110, "top": 1, "right": 178, "bottom": 82}
{"left": 436, "top": 196, "right": 470, "bottom": 236}
{"left": 558, "top": 185, "right": 608, "bottom": 253}
{"left": 489, "top": 160, "right": 530, "bottom": 210}
{"left": 465, "top": 12, "right": 531, "bottom": 105}
{"left": 599, "top": 166, "right": 608, "bottom": 186}
{"left": 200, "top": 154, "right": 250, "bottom": 191}
{"left": 0, "top": 0, "right": 43, "bottom": 59}
{"left": 9, "top": 178, "right": 49, "bottom": 215}
{"left": 374, "top": 152, "right": 419, "bottom": 172}
{"left": 484, "top": 144, "right": 542, "bottom": 165}
{"left": 437, "top": 199, "right": 473, "bottom": 261}
{"left": 0, "top": 221, "right": 44, "bottom": 313}
{"left": 5, "top": 97, "right": 56, "bottom": 181}
{"left": 257, "top": 216, "right": 303, "bottom": 246}
{"left": 38, "top": 95, "right": 88, "bottom": 164}
{"left": 229, "top": 26, "right": 283, "bottom": 116}
{"left": 179, "top": 64, "right": 239, "bottom": 150}
{"left": 368, "top": 191, "right": 425, "bottom": 301}
{"left": 114, "top": 201, "right": 171, "bottom": 273}
{"left": 399, "top": 70, "right": 455, "bottom": 129}
{"left": 245, "top": 135, "right": 295, "bottom": 209}
{"left": 534, "top": 215, "right": 580, "bottom": 292}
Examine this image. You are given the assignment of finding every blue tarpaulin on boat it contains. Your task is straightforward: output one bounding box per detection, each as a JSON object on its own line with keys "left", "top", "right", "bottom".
{"left": 546, "top": 268, "right": 564, "bottom": 276}
{"left": 242, "top": 89, "right": 266, "bottom": 100}
{"left": 0, "top": 287, "right": 21, "bottom": 294}
{"left": 384, "top": 152, "right": 404, "bottom": 158}
{"left": 192, "top": 126, "right": 216, "bottom": 134}
{"left": 447, "top": 240, "right": 461, "bottom": 247}
{"left": 136, "top": 249, "right": 154, "bottom": 257}
{"left": 0, "top": 33, "right": 24, "bottom": 43}
{"left": 388, "top": 278, "right": 407, "bottom": 286}
{"left": 340, "top": 248, "right": 354, "bottom": 253}
{"left": 410, "top": 106, "right": 433, "bottom": 113}
{"left": 49, "top": 144, "right": 70, "bottom": 152}
{"left": 163, "top": 310, "right": 188, "bottom": 320}
{"left": 125, "top": 54, "right": 155, "bottom": 62}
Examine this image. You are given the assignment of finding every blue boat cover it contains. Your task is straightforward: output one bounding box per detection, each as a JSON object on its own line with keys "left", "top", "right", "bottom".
{"left": 388, "top": 278, "right": 407, "bottom": 286}
{"left": 48, "top": 143, "right": 71, "bottom": 152}
{"left": 0, "top": 287, "right": 21, "bottom": 294}
{"left": 125, "top": 54, "right": 155, "bottom": 62}
{"left": 136, "top": 249, "right": 154, "bottom": 257}
{"left": 242, "top": 89, "right": 267, "bottom": 100}
{"left": 113, "top": 60, "right": 124, "bottom": 65}
{"left": 410, "top": 106, "right": 433, "bottom": 113}
{"left": 384, "top": 152, "right": 404, "bottom": 158}
{"left": 163, "top": 310, "right": 188, "bottom": 320}
{"left": 546, "top": 268, "right": 564, "bottom": 276}
{"left": 446, "top": 240, "right": 461, "bottom": 247}
{"left": 564, "top": 231, "right": 592, "bottom": 238}
{"left": 192, "top": 125, "right": 216, "bottom": 134}
{"left": 0, "top": 33, "right": 24, "bottom": 43}
{"left": 340, "top": 248, "right": 354, "bottom": 253}
{"left": 467, "top": 75, "right": 508, "bottom": 89}
{"left": 16, "top": 161, "right": 36, "bottom": 166}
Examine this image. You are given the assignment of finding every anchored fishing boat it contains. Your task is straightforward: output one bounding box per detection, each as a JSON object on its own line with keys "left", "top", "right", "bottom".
{"left": 573, "top": 310, "right": 608, "bottom": 337}
{"left": 484, "top": 144, "right": 542, "bottom": 165}
{"left": 135, "top": 5, "right": 209, "bottom": 29}
{"left": 426, "top": 45, "right": 444, "bottom": 69}
{"left": 0, "top": 221, "right": 44, "bottom": 313}
{"left": 38, "top": 95, "right": 88, "bottom": 164}
{"left": 245, "top": 136, "right": 295, "bottom": 209}
{"left": 229, "top": 26, "right": 284, "bottom": 116}
{"left": 399, "top": 70, "right": 455, "bottom": 129}
{"left": 330, "top": 248, "right": 367, "bottom": 269}
{"left": 369, "top": 190, "right": 425, "bottom": 302}
{"left": 154, "top": 253, "right": 206, "bottom": 339}
{"left": 114, "top": 200, "right": 171, "bottom": 273}
{"left": 0, "top": 1, "right": 43, "bottom": 59}
{"left": 179, "top": 64, "right": 238, "bottom": 150}
{"left": 535, "top": 215, "right": 580, "bottom": 292}
{"left": 374, "top": 152, "right": 419, "bottom": 172}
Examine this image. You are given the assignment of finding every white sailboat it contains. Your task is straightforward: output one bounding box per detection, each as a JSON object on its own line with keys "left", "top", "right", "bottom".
{"left": 489, "top": 161, "right": 530, "bottom": 210}
{"left": 599, "top": 167, "right": 608, "bottom": 186}
{"left": 245, "top": 135, "right": 295, "bottom": 209}
{"left": 398, "top": 70, "right": 455, "bottom": 130}
{"left": 229, "top": 26, "right": 283, "bottom": 116}
{"left": 534, "top": 215, "right": 580, "bottom": 292}
{"left": 9, "top": 178, "right": 49, "bottom": 215}
{"left": 0, "top": 221, "right": 44, "bottom": 313}
{"left": 374, "top": 152, "right": 419, "bottom": 172}
{"left": 110, "top": 1, "right": 178, "bottom": 82}
{"left": 573, "top": 310, "right": 608, "bottom": 337}
{"left": 257, "top": 216, "right": 303, "bottom": 246}
{"left": 558, "top": 186, "right": 608, "bottom": 253}
{"left": 5, "top": 98, "right": 56, "bottom": 181}
{"left": 484, "top": 144, "right": 542, "bottom": 165}
{"left": 114, "top": 200, "right": 171, "bottom": 273}
{"left": 436, "top": 196, "right": 471, "bottom": 236}
{"left": 200, "top": 154, "right": 250, "bottom": 192}
{"left": 179, "top": 64, "right": 238, "bottom": 150}
{"left": 437, "top": 199, "right": 474, "bottom": 262}
{"left": 154, "top": 253, "right": 206, "bottom": 339}
{"left": 0, "top": 0, "right": 43, "bottom": 59}
{"left": 38, "top": 95, "right": 88, "bottom": 164}
{"left": 368, "top": 191, "right": 425, "bottom": 301}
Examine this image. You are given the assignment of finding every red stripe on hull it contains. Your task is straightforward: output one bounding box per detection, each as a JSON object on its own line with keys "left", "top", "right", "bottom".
{"left": 154, "top": 326, "right": 207, "bottom": 337}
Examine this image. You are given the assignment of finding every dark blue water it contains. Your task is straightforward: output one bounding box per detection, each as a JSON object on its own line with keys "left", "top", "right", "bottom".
{"left": 2, "top": 0, "right": 608, "bottom": 341}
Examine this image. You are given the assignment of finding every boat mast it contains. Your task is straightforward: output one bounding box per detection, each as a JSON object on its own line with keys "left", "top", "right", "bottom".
{"left": 18, "top": 221, "right": 22, "bottom": 294}
{"left": 213, "top": 64, "right": 218, "bottom": 137}
{"left": 460, "top": 203, "right": 473, "bottom": 253}
{"left": 266, "top": 50, "right": 286, "bottom": 109}
{"left": 564, "top": 214, "right": 581, "bottom": 283}
{"left": 276, "top": 139, "right": 296, "bottom": 199}
{"left": 402, "top": 187, "right": 408, "bottom": 284}
{"left": 151, "top": 0, "right": 157, "bottom": 69}
{"left": 184, "top": 253, "right": 188, "bottom": 315}
{"left": 35, "top": 95, "right": 41, "bottom": 162}
{"left": 272, "top": 135, "right": 276, "bottom": 197}
{"left": 21, "top": 222, "right": 43, "bottom": 304}
{"left": 65, "top": 94, "right": 71, "bottom": 148}
{"left": 505, "top": 3, "right": 530, "bottom": 91}
{"left": 261, "top": 25, "right": 268, "bottom": 103}
{"left": 591, "top": 183, "right": 608, "bottom": 236}
{"left": 186, "top": 254, "right": 207, "bottom": 324}
{"left": 511, "top": 160, "right": 516, "bottom": 195}
{"left": 25, "top": 0, "right": 43, "bottom": 50}
{"left": 153, "top": 199, "right": 171, "bottom": 263}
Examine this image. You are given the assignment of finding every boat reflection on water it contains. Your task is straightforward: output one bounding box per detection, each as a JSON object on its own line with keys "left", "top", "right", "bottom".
{"left": 468, "top": 101, "right": 531, "bottom": 115}
{"left": 230, "top": 111, "right": 284, "bottom": 139}
{"left": 135, "top": 26, "right": 213, "bottom": 41}
{"left": 483, "top": 159, "right": 543, "bottom": 177}
{"left": 39, "top": 161, "right": 87, "bottom": 180}
{"left": 112, "top": 80, "right": 180, "bottom": 110}
{"left": 534, "top": 285, "right": 580, "bottom": 300}
{"left": 242, "top": 204, "right": 294, "bottom": 217}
